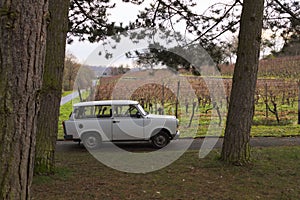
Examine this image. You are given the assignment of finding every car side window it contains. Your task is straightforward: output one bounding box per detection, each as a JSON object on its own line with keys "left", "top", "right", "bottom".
{"left": 74, "top": 106, "right": 94, "bottom": 119}
{"left": 96, "top": 105, "right": 112, "bottom": 118}
{"left": 113, "top": 105, "right": 140, "bottom": 118}
{"left": 74, "top": 105, "right": 112, "bottom": 119}
{"left": 128, "top": 105, "right": 141, "bottom": 118}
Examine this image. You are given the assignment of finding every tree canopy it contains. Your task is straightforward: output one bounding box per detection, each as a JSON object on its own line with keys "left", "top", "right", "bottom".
{"left": 68, "top": 0, "right": 300, "bottom": 64}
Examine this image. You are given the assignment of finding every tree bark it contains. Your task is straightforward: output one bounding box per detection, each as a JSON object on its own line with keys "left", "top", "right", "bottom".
{"left": 35, "top": 0, "right": 70, "bottom": 174}
{"left": 0, "top": 0, "right": 48, "bottom": 199}
{"left": 221, "top": 0, "right": 264, "bottom": 165}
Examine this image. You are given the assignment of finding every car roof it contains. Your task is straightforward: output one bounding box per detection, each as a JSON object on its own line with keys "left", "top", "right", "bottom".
{"left": 73, "top": 100, "right": 139, "bottom": 107}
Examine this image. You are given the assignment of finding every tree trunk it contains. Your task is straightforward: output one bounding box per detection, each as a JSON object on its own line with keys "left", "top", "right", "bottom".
{"left": 0, "top": 0, "right": 48, "bottom": 199}
{"left": 35, "top": 0, "right": 70, "bottom": 174}
{"left": 221, "top": 0, "right": 264, "bottom": 165}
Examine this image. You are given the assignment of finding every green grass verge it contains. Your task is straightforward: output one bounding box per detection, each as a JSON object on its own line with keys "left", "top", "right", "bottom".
{"left": 58, "top": 91, "right": 90, "bottom": 139}
{"left": 62, "top": 91, "right": 73, "bottom": 97}
{"left": 57, "top": 100, "right": 300, "bottom": 139}
{"left": 32, "top": 146, "right": 300, "bottom": 199}
{"left": 57, "top": 101, "right": 73, "bottom": 139}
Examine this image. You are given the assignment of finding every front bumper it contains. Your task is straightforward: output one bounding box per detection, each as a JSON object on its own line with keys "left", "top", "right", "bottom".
{"left": 64, "top": 134, "right": 73, "bottom": 140}
{"left": 172, "top": 130, "right": 180, "bottom": 140}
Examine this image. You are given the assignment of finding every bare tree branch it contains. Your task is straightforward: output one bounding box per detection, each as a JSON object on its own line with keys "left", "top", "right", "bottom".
{"left": 273, "top": 0, "right": 300, "bottom": 22}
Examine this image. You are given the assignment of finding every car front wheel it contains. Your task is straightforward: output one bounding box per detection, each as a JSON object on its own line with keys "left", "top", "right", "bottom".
{"left": 151, "top": 131, "right": 170, "bottom": 149}
{"left": 82, "top": 132, "right": 101, "bottom": 150}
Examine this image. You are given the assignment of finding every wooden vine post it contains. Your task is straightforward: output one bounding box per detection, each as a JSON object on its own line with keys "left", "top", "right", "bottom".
{"left": 78, "top": 87, "right": 83, "bottom": 102}
{"left": 264, "top": 83, "right": 268, "bottom": 119}
{"left": 298, "top": 81, "right": 300, "bottom": 124}
{"left": 175, "top": 81, "right": 180, "bottom": 118}
{"left": 161, "top": 82, "right": 165, "bottom": 115}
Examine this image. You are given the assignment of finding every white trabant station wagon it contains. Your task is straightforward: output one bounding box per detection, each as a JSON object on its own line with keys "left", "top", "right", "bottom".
{"left": 63, "top": 100, "right": 180, "bottom": 149}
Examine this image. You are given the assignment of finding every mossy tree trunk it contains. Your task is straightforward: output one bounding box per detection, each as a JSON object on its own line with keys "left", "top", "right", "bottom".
{"left": 0, "top": 0, "right": 48, "bottom": 199}
{"left": 35, "top": 0, "right": 69, "bottom": 174}
{"left": 34, "top": 0, "right": 69, "bottom": 174}
{"left": 221, "top": 0, "right": 264, "bottom": 165}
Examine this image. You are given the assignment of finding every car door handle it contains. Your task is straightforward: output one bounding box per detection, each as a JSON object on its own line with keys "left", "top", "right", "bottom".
{"left": 113, "top": 120, "right": 120, "bottom": 123}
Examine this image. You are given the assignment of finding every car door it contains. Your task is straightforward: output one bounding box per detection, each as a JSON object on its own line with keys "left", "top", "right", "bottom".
{"left": 73, "top": 105, "right": 113, "bottom": 141}
{"left": 95, "top": 105, "right": 113, "bottom": 141}
{"left": 112, "top": 104, "right": 144, "bottom": 140}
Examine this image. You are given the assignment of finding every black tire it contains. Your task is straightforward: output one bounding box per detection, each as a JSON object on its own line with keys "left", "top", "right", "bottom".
{"left": 151, "top": 131, "right": 170, "bottom": 149}
{"left": 81, "top": 132, "right": 101, "bottom": 150}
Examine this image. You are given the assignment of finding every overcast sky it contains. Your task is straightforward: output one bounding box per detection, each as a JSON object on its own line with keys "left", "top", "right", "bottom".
{"left": 66, "top": 0, "right": 230, "bottom": 65}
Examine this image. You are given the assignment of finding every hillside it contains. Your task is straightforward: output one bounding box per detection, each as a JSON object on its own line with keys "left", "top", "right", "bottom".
{"left": 220, "top": 55, "right": 300, "bottom": 79}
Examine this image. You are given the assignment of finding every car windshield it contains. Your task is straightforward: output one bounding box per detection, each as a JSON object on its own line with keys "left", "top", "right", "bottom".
{"left": 137, "top": 104, "right": 147, "bottom": 116}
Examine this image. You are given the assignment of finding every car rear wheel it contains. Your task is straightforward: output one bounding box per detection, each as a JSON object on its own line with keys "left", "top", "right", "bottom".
{"left": 82, "top": 132, "right": 101, "bottom": 150}
{"left": 151, "top": 131, "right": 170, "bottom": 149}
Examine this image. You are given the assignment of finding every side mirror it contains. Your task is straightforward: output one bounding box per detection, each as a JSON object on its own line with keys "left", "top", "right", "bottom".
{"left": 136, "top": 112, "right": 142, "bottom": 118}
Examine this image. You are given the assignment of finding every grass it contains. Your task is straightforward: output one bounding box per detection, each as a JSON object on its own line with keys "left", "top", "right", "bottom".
{"left": 57, "top": 99, "right": 300, "bottom": 139}
{"left": 158, "top": 102, "right": 300, "bottom": 138}
{"left": 57, "top": 101, "right": 73, "bottom": 138}
{"left": 251, "top": 124, "right": 300, "bottom": 137}
{"left": 62, "top": 91, "right": 73, "bottom": 97}
{"left": 32, "top": 167, "right": 72, "bottom": 185}
{"left": 58, "top": 90, "right": 90, "bottom": 139}
{"left": 251, "top": 101, "right": 300, "bottom": 137}
{"left": 32, "top": 146, "right": 300, "bottom": 200}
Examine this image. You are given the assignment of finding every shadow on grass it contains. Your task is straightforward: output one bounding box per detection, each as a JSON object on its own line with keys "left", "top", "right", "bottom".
{"left": 32, "top": 146, "right": 300, "bottom": 200}
{"left": 252, "top": 118, "right": 294, "bottom": 126}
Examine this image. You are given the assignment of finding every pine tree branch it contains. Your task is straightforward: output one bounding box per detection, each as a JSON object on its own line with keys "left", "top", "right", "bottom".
{"left": 273, "top": 0, "right": 300, "bottom": 22}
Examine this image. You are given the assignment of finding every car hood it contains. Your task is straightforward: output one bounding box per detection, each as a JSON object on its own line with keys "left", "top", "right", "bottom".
{"left": 146, "top": 114, "right": 176, "bottom": 120}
